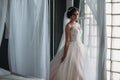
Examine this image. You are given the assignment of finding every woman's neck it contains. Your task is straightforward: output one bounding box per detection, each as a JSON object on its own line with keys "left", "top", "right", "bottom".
{"left": 70, "top": 20, "right": 76, "bottom": 24}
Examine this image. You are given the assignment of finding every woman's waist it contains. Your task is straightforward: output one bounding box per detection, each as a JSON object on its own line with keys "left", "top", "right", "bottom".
{"left": 69, "top": 40, "right": 83, "bottom": 45}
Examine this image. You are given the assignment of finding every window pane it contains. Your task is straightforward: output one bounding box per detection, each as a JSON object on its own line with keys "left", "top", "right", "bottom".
{"left": 106, "top": 15, "right": 111, "bottom": 25}
{"left": 84, "top": 18, "right": 90, "bottom": 24}
{"left": 112, "top": 3, "right": 120, "bottom": 14}
{"left": 91, "top": 26, "right": 97, "bottom": 36}
{"left": 85, "top": 14, "right": 91, "bottom": 18}
{"left": 107, "top": 38, "right": 111, "bottom": 48}
{"left": 107, "top": 60, "right": 111, "bottom": 70}
{"left": 107, "top": 49, "right": 111, "bottom": 59}
{"left": 106, "top": 0, "right": 111, "bottom": 2}
{"left": 112, "top": 50, "right": 120, "bottom": 61}
{"left": 112, "top": 73, "right": 120, "bottom": 80}
{"left": 112, "top": 38, "right": 120, "bottom": 49}
{"left": 106, "top": 1, "right": 120, "bottom": 80}
{"left": 91, "top": 36, "right": 97, "bottom": 47}
{"left": 112, "top": 0, "right": 120, "bottom": 2}
{"left": 112, "top": 27, "right": 120, "bottom": 37}
{"left": 107, "top": 71, "right": 110, "bottom": 80}
{"left": 107, "top": 27, "right": 111, "bottom": 37}
{"left": 112, "top": 62, "right": 120, "bottom": 72}
{"left": 106, "top": 3, "right": 111, "bottom": 14}
{"left": 85, "top": 4, "right": 91, "bottom": 14}
{"left": 112, "top": 15, "right": 120, "bottom": 26}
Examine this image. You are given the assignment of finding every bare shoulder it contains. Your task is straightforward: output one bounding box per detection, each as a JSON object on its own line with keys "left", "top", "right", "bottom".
{"left": 65, "top": 23, "right": 71, "bottom": 31}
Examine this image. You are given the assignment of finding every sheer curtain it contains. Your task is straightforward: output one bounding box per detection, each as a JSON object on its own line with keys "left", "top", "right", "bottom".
{"left": 8, "top": 0, "right": 50, "bottom": 79}
{"left": 97, "top": 0, "right": 107, "bottom": 80}
{"left": 81, "top": 0, "right": 107, "bottom": 80}
{"left": 0, "top": 0, "right": 8, "bottom": 46}
{"left": 1, "top": 0, "right": 50, "bottom": 79}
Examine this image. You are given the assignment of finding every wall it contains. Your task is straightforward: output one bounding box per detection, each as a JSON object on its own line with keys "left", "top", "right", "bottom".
{"left": 0, "top": 26, "right": 9, "bottom": 70}
{"left": 50, "top": 0, "right": 66, "bottom": 60}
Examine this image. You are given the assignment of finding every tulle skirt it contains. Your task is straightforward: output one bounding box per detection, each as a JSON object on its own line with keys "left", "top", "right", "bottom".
{"left": 50, "top": 41, "right": 84, "bottom": 80}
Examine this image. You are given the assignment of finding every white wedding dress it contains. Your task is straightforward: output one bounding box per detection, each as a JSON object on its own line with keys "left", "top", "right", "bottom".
{"left": 50, "top": 26, "right": 85, "bottom": 80}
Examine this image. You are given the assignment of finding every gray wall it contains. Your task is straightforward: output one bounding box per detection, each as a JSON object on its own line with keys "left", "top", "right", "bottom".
{"left": 0, "top": 26, "right": 9, "bottom": 70}
{"left": 50, "top": 0, "right": 66, "bottom": 60}
{"left": 54, "top": 0, "right": 66, "bottom": 55}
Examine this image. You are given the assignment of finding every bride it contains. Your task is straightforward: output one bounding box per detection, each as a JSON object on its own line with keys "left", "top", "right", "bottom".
{"left": 50, "top": 6, "right": 85, "bottom": 80}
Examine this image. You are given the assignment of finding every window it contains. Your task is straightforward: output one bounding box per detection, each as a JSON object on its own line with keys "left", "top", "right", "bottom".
{"left": 84, "top": 0, "right": 120, "bottom": 79}
{"left": 106, "top": 0, "right": 120, "bottom": 80}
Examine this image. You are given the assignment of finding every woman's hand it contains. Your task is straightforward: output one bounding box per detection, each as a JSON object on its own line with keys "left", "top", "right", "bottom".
{"left": 61, "top": 56, "right": 66, "bottom": 63}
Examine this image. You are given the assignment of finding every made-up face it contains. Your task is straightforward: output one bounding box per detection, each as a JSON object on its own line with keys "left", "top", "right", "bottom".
{"left": 71, "top": 11, "right": 79, "bottom": 21}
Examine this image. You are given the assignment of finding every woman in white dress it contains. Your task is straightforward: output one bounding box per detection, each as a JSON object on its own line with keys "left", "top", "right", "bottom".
{"left": 50, "top": 7, "right": 84, "bottom": 80}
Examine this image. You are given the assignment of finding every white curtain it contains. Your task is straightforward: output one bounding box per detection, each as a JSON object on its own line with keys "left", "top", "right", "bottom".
{"left": 97, "top": 0, "right": 107, "bottom": 80}
{"left": 4, "top": 0, "right": 49, "bottom": 79}
{"left": 0, "top": 0, "right": 8, "bottom": 46}
{"left": 82, "top": 0, "right": 107, "bottom": 80}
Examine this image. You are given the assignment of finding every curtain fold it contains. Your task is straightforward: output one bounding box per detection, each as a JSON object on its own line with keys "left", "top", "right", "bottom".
{"left": 97, "top": 0, "right": 107, "bottom": 80}
{"left": 7, "top": 0, "right": 49, "bottom": 79}
{"left": 83, "top": 0, "right": 107, "bottom": 80}
{"left": 0, "top": 0, "right": 8, "bottom": 46}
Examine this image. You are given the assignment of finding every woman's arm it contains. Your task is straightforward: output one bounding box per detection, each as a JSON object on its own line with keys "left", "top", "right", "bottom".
{"left": 61, "top": 24, "right": 71, "bottom": 63}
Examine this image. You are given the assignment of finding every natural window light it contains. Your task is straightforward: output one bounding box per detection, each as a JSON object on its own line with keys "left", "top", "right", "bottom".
{"left": 106, "top": 0, "right": 120, "bottom": 80}
{"left": 85, "top": 0, "right": 120, "bottom": 80}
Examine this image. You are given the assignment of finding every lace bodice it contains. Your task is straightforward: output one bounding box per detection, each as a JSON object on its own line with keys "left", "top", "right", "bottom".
{"left": 70, "top": 27, "right": 82, "bottom": 42}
